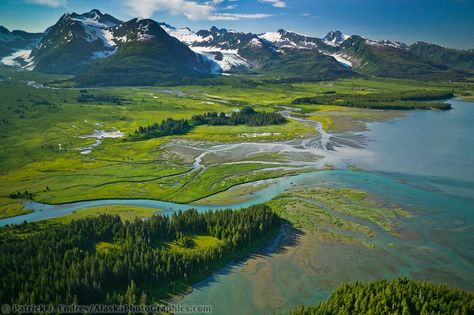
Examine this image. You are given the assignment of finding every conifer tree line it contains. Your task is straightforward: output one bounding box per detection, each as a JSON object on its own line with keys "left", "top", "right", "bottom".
{"left": 292, "top": 90, "right": 453, "bottom": 110}
{"left": 0, "top": 205, "right": 280, "bottom": 305}
{"left": 77, "top": 92, "right": 125, "bottom": 104}
{"left": 290, "top": 278, "right": 474, "bottom": 315}
{"left": 135, "top": 118, "right": 191, "bottom": 137}
{"left": 191, "top": 106, "right": 287, "bottom": 127}
{"left": 133, "top": 106, "right": 286, "bottom": 139}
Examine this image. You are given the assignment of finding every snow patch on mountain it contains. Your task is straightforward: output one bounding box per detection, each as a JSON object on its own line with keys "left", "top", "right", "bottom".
{"left": 1, "top": 49, "right": 32, "bottom": 67}
{"left": 91, "top": 47, "right": 118, "bottom": 60}
{"left": 81, "top": 25, "right": 115, "bottom": 46}
{"left": 160, "top": 24, "right": 211, "bottom": 45}
{"left": 365, "top": 38, "right": 401, "bottom": 48}
{"left": 259, "top": 32, "right": 282, "bottom": 43}
{"left": 258, "top": 30, "right": 317, "bottom": 50}
{"left": 330, "top": 54, "right": 352, "bottom": 68}
{"left": 71, "top": 16, "right": 111, "bottom": 29}
{"left": 160, "top": 23, "right": 252, "bottom": 73}
{"left": 70, "top": 9, "right": 119, "bottom": 28}
{"left": 323, "top": 31, "right": 349, "bottom": 47}
{"left": 248, "top": 38, "right": 263, "bottom": 48}
{"left": 136, "top": 21, "right": 155, "bottom": 42}
{"left": 191, "top": 46, "right": 251, "bottom": 72}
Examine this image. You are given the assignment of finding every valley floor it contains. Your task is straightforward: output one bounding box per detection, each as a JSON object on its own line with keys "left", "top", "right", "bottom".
{"left": 1, "top": 69, "right": 473, "bottom": 313}
{"left": 1, "top": 70, "right": 471, "bottom": 219}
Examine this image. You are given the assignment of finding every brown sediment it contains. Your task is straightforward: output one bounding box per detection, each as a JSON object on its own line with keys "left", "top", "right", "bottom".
{"left": 320, "top": 109, "right": 407, "bottom": 133}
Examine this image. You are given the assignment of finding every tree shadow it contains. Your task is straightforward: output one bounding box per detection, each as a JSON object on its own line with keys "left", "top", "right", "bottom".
{"left": 171, "top": 220, "right": 305, "bottom": 297}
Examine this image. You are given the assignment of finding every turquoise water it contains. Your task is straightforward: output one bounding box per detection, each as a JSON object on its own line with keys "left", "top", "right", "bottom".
{"left": 348, "top": 99, "right": 474, "bottom": 197}
{"left": 176, "top": 170, "right": 474, "bottom": 314}
{"left": 1, "top": 99, "right": 473, "bottom": 314}
{"left": 176, "top": 99, "right": 474, "bottom": 314}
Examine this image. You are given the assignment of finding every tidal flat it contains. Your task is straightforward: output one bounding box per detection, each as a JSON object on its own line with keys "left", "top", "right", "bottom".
{"left": 176, "top": 99, "right": 474, "bottom": 314}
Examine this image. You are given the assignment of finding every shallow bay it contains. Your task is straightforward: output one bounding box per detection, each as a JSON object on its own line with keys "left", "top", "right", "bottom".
{"left": 177, "top": 99, "right": 474, "bottom": 314}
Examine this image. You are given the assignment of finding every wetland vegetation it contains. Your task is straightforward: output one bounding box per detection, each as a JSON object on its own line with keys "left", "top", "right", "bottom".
{"left": 1, "top": 68, "right": 473, "bottom": 313}
{"left": 1, "top": 69, "right": 471, "bottom": 220}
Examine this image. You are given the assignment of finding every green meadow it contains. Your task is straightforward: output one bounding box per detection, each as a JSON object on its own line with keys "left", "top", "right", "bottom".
{"left": 1, "top": 68, "right": 473, "bottom": 218}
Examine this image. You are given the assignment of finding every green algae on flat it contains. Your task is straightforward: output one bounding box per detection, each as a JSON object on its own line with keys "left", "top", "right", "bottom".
{"left": 267, "top": 188, "right": 410, "bottom": 244}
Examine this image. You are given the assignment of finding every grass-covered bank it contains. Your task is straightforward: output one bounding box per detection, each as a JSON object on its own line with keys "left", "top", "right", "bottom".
{"left": 50, "top": 205, "right": 160, "bottom": 223}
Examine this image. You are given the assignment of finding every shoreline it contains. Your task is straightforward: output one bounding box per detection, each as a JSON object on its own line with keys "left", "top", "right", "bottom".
{"left": 166, "top": 223, "right": 288, "bottom": 304}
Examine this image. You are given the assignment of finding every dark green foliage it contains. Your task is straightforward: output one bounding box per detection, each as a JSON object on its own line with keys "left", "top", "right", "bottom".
{"left": 0, "top": 205, "right": 279, "bottom": 305}
{"left": 8, "top": 190, "right": 34, "bottom": 199}
{"left": 77, "top": 93, "right": 125, "bottom": 104}
{"left": 134, "top": 107, "right": 286, "bottom": 139}
{"left": 338, "top": 36, "right": 469, "bottom": 81}
{"left": 293, "top": 90, "right": 453, "bottom": 110}
{"left": 192, "top": 106, "right": 287, "bottom": 127}
{"left": 259, "top": 48, "right": 355, "bottom": 81}
{"left": 290, "top": 278, "right": 474, "bottom": 315}
{"left": 409, "top": 42, "right": 474, "bottom": 72}
{"left": 135, "top": 118, "right": 191, "bottom": 138}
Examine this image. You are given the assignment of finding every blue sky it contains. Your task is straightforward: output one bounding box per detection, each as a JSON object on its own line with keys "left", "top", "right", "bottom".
{"left": 1, "top": 0, "right": 473, "bottom": 49}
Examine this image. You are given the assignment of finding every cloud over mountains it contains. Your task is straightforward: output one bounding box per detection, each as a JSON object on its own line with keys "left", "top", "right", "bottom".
{"left": 126, "top": 0, "right": 272, "bottom": 21}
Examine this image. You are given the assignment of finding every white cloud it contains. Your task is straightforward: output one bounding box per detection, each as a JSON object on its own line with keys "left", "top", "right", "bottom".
{"left": 209, "top": 13, "right": 272, "bottom": 21}
{"left": 126, "top": 0, "right": 214, "bottom": 20}
{"left": 25, "top": 0, "right": 66, "bottom": 7}
{"left": 126, "top": 0, "right": 271, "bottom": 21}
{"left": 259, "top": 0, "right": 286, "bottom": 8}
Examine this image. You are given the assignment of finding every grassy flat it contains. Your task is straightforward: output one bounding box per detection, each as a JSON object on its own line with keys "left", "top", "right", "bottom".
{"left": 51, "top": 205, "right": 159, "bottom": 223}
{"left": 1, "top": 69, "right": 472, "bottom": 212}
{"left": 194, "top": 181, "right": 273, "bottom": 205}
{"left": 95, "top": 241, "right": 121, "bottom": 255}
{"left": 267, "top": 187, "right": 411, "bottom": 247}
{"left": 163, "top": 235, "right": 223, "bottom": 253}
{"left": 0, "top": 197, "right": 32, "bottom": 219}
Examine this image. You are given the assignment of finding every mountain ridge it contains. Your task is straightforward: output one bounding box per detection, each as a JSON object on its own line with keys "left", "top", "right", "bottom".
{"left": 1, "top": 9, "right": 473, "bottom": 85}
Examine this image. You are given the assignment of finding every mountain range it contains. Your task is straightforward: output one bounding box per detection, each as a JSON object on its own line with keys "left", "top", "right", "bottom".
{"left": 1, "top": 9, "right": 473, "bottom": 85}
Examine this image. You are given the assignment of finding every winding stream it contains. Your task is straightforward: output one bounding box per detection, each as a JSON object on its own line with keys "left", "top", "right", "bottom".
{"left": 1, "top": 98, "right": 473, "bottom": 314}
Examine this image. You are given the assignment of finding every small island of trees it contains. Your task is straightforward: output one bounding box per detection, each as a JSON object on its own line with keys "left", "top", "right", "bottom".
{"left": 132, "top": 106, "right": 287, "bottom": 140}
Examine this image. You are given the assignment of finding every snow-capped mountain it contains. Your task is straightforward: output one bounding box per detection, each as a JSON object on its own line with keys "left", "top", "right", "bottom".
{"left": 29, "top": 9, "right": 122, "bottom": 73}
{"left": 1, "top": 9, "right": 472, "bottom": 84}
{"left": 27, "top": 10, "right": 212, "bottom": 81}
{"left": 158, "top": 23, "right": 208, "bottom": 45}
{"left": 323, "top": 31, "right": 349, "bottom": 47}
{"left": 259, "top": 29, "right": 322, "bottom": 50}
{"left": 159, "top": 25, "right": 351, "bottom": 73}
{"left": 159, "top": 24, "right": 254, "bottom": 73}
